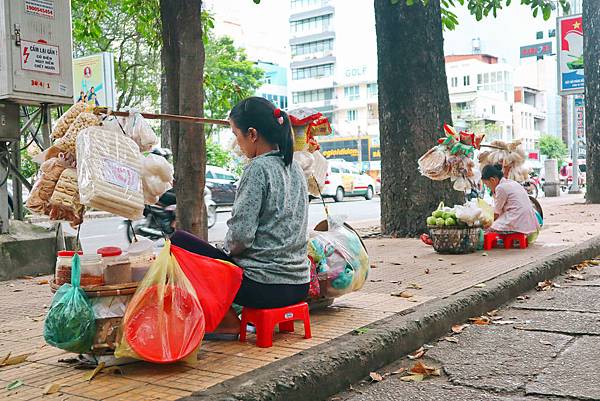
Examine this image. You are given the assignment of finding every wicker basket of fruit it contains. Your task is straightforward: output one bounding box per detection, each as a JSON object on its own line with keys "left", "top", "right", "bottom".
{"left": 426, "top": 202, "right": 482, "bottom": 254}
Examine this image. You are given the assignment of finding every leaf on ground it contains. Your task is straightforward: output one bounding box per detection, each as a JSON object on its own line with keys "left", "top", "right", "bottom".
{"left": 536, "top": 280, "right": 554, "bottom": 291}
{"left": 0, "top": 353, "right": 31, "bottom": 367}
{"left": 407, "top": 347, "right": 425, "bottom": 360}
{"left": 588, "top": 260, "right": 600, "bottom": 266}
{"left": 452, "top": 270, "right": 467, "bottom": 275}
{"left": 83, "top": 362, "right": 105, "bottom": 382}
{"left": 37, "top": 279, "right": 50, "bottom": 285}
{"left": 6, "top": 380, "right": 23, "bottom": 390}
{"left": 370, "top": 264, "right": 378, "bottom": 269}
{"left": 353, "top": 328, "right": 369, "bottom": 336}
{"left": 43, "top": 383, "right": 62, "bottom": 395}
{"left": 425, "top": 268, "right": 430, "bottom": 274}
{"left": 390, "top": 280, "right": 401, "bottom": 284}
{"left": 407, "top": 283, "right": 422, "bottom": 290}
{"left": 482, "top": 252, "right": 488, "bottom": 257}
{"left": 516, "top": 295, "right": 530, "bottom": 301}
{"left": 400, "top": 373, "right": 425, "bottom": 382}
{"left": 539, "top": 340, "right": 553, "bottom": 346}
{"left": 469, "top": 316, "right": 491, "bottom": 325}
{"left": 21, "top": 275, "right": 35, "bottom": 280}
{"left": 369, "top": 372, "right": 384, "bottom": 382}
{"left": 443, "top": 336, "right": 459, "bottom": 343}
{"left": 370, "top": 279, "right": 383, "bottom": 282}
{"left": 451, "top": 324, "right": 468, "bottom": 334}
{"left": 391, "top": 291, "right": 413, "bottom": 298}
{"left": 474, "top": 283, "right": 487, "bottom": 288}
{"left": 0, "top": 352, "right": 10, "bottom": 366}
{"left": 487, "top": 309, "right": 499, "bottom": 316}
{"left": 391, "top": 367, "right": 406, "bottom": 375}
{"left": 410, "top": 361, "right": 441, "bottom": 377}
{"left": 567, "top": 272, "right": 585, "bottom": 280}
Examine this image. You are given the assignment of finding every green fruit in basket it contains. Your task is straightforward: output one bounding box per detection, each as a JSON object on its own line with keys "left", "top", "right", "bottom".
{"left": 445, "top": 217, "right": 457, "bottom": 226}
{"left": 427, "top": 216, "right": 437, "bottom": 226}
{"left": 436, "top": 218, "right": 445, "bottom": 226}
{"left": 432, "top": 210, "right": 444, "bottom": 218}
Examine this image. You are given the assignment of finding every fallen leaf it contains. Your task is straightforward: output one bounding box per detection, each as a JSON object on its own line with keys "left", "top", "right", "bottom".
{"left": 408, "top": 347, "right": 425, "bottom": 360}
{"left": 451, "top": 324, "right": 468, "bottom": 334}
{"left": 21, "top": 275, "right": 35, "bottom": 280}
{"left": 588, "top": 260, "right": 600, "bottom": 266}
{"left": 389, "top": 280, "right": 401, "bottom": 284}
{"left": 0, "top": 353, "right": 31, "bottom": 367}
{"left": 469, "top": 316, "right": 491, "bottom": 325}
{"left": 474, "top": 283, "right": 487, "bottom": 288}
{"left": 407, "top": 298, "right": 420, "bottom": 303}
{"left": 83, "top": 362, "right": 105, "bottom": 382}
{"left": 452, "top": 270, "right": 467, "bottom": 275}
{"left": 370, "top": 279, "right": 383, "bottom": 283}
{"left": 391, "top": 262, "right": 402, "bottom": 266}
{"left": 487, "top": 310, "right": 499, "bottom": 316}
{"left": 43, "top": 383, "right": 61, "bottom": 395}
{"left": 536, "top": 280, "right": 554, "bottom": 291}
{"left": 450, "top": 262, "right": 457, "bottom": 266}
{"left": 482, "top": 252, "right": 488, "bottom": 257}
{"left": 37, "top": 279, "right": 50, "bottom": 285}
{"left": 438, "top": 258, "right": 444, "bottom": 262}
{"left": 444, "top": 336, "right": 459, "bottom": 343}
{"left": 370, "top": 264, "right": 378, "bottom": 269}
{"left": 391, "top": 291, "right": 413, "bottom": 298}
{"left": 567, "top": 273, "right": 585, "bottom": 280}
{"left": 391, "top": 367, "right": 406, "bottom": 375}
{"left": 493, "top": 320, "right": 519, "bottom": 325}
{"left": 0, "top": 353, "right": 10, "bottom": 366}
{"left": 552, "top": 282, "right": 561, "bottom": 288}
{"left": 407, "top": 283, "right": 422, "bottom": 290}
{"left": 401, "top": 374, "right": 424, "bottom": 382}
{"left": 410, "top": 361, "right": 441, "bottom": 377}
{"left": 425, "top": 268, "right": 430, "bottom": 274}
{"left": 6, "top": 380, "right": 23, "bottom": 391}
{"left": 353, "top": 328, "right": 369, "bottom": 336}
{"left": 539, "top": 340, "right": 553, "bottom": 346}
{"left": 516, "top": 295, "right": 529, "bottom": 301}
{"left": 369, "top": 372, "right": 384, "bottom": 382}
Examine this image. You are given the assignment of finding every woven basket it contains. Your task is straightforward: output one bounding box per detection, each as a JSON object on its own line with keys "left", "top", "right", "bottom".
{"left": 429, "top": 226, "right": 481, "bottom": 254}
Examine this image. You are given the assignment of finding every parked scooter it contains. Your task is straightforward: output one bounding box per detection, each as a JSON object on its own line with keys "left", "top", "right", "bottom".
{"left": 522, "top": 172, "right": 541, "bottom": 199}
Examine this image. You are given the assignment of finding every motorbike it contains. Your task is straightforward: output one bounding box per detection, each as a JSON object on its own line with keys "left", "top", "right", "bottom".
{"left": 123, "top": 187, "right": 217, "bottom": 243}
{"left": 522, "top": 173, "right": 541, "bottom": 199}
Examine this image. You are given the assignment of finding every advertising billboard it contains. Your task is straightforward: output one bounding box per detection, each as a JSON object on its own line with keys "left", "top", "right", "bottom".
{"left": 72, "top": 52, "right": 116, "bottom": 108}
{"left": 557, "top": 15, "right": 584, "bottom": 95}
{"left": 519, "top": 42, "right": 552, "bottom": 59}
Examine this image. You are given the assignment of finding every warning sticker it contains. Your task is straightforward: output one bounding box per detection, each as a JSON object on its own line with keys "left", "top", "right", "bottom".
{"left": 25, "top": 0, "right": 55, "bottom": 19}
{"left": 21, "top": 40, "right": 60, "bottom": 75}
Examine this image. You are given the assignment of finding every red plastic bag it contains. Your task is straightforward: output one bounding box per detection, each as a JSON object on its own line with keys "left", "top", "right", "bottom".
{"left": 171, "top": 245, "right": 243, "bottom": 333}
{"left": 116, "top": 241, "right": 205, "bottom": 364}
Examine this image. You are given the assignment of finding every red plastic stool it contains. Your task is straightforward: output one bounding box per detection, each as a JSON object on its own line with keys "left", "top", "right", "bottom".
{"left": 239, "top": 302, "right": 312, "bottom": 348}
{"left": 483, "top": 232, "right": 528, "bottom": 250}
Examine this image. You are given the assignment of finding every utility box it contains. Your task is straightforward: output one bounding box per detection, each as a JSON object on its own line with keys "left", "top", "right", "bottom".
{"left": 0, "top": 0, "right": 74, "bottom": 105}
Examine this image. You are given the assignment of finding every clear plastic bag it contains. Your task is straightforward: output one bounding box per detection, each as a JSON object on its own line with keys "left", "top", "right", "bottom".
{"left": 123, "top": 112, "right": 159, "bottom": 152}
{"left": 76, "top": 127, "right": 145, "bottom": 220}
{"left": 308, "top": 217, "right": 370, "bottom": 298}
{"left": 44, "top": 254, "right": 96, "bottom": 354}
{"left": 115, "top": 241, "right": 205, "bottom": 364}
{"left": 54, "top": 112, "right": 101, "bottom": 155}
{"left": 26, "top": 154, "right": 76, "bottom": 215}
{"left": 51, "top": 102, "right": 88, "bottom": 139}
{"left": 142, "top": 154, "right": 174, "bottom": 204}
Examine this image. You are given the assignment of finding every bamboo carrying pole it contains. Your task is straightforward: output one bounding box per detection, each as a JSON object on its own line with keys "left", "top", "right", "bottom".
{"left": 94, "top": 107, "right": 230, "bottom": 127}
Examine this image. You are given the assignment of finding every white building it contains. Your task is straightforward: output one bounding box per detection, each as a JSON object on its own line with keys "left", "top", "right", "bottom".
{"left": 446, "top": 54, "right": 514, "bottom": 142}
{"left": 512, "top": 86, "right": 547, "bottom": 169}
{"left": 288, "top": 0, "right": 379, "bottom": 141}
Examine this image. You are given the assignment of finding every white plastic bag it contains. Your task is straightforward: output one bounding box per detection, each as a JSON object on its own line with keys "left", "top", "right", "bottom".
{"left": 141, "top": 154, "right": 174, "bottom": 205}
{"left": 123, "top": 112, "right": 158, "bottom": 152}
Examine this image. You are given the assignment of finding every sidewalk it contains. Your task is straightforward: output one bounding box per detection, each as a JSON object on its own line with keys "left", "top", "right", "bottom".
{"left": 1, "top": 194, "right": 599, "bottom": 401}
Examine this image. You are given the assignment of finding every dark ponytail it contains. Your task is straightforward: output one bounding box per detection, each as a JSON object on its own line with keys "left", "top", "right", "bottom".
{"left": 229, "top": 97, "right": 294, "bottom": 166}
{"left": 482, "top": 164, "right": 504, "bottom": 180}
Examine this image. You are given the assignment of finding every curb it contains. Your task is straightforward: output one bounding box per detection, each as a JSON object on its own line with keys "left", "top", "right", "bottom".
{"left": 181, "top": 236, "right": 600, "bottom": 401}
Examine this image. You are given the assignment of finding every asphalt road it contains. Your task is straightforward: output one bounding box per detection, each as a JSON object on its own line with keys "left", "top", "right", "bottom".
{"left": 62, "top": 197, "right": 381, "bottom": 253}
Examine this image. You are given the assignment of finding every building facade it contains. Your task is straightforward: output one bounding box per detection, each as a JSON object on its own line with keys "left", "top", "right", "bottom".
{"left": 288, "top": 0, "right": 379, "bottom": 150}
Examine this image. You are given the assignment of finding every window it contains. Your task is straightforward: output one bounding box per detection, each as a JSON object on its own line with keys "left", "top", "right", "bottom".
{"left": 484, "top": 73, "right": 489, "bottom": 84}
{"left": 347, "top": 110, "right": 357, "bottom": 121}
{"left": 477, "top": 74, "right": 482, "bottom": 85}
{"left": 367, "top": 83, "right": 378, "bottom": 97}
{"left": 451, "top": 77, "right": 458, "bottom": 87}
{"left": 549, "top": 29, "right": 556, "bottom": 38}
{"left": 463, "top": 75, "right": 470, "bottom": 86}
{"left": 290, "top": 14, "right": 332, "bottom": 34}
{"left": 292, "top": 63, "right": 334, "bottom": 80}
{"left": 536, "top": 31, "right": 543, "bottom": 39}
{"left": 291, "top": 39, "right": 334, "bottom": 56}
{"left": 491, "top": 105, "right": 496, "bottom": 115}
{"left": 292, "top": 88, "right": 334, "bottom": 103}
{"left": 344, "top": 86, "right": 360, "bottom": 101}
{"left": 291, "top": 0, "right": 322, "bottom": 9}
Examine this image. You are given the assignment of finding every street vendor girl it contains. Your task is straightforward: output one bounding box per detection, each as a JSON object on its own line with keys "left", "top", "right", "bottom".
{"left": 172, "top": 96, "right": 310, "bottom": 338}
{"left": 481, "top": 164, "right": 541, "bottom": 242}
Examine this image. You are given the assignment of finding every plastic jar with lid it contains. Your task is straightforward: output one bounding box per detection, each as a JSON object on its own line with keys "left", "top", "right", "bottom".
{"left": 127, "top": 239, "right": 156, "bottom": 282}
{"left": 80, "top": 254, "right": 105, "bottom": 287}
{"left": 97, "top": 247, "right": 132, "bottom": 285}
{"left": 55, "top": 251, "right": 83, "bottom": 285}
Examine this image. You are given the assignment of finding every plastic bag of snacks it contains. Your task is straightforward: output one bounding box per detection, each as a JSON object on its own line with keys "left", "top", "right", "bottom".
{"left": 26, "top": 154, "right": 76, "bottom": 215}
{"left": 115, "top": 241, "right": 205, "bottom": 364}
{"left": 77, "top": 127, "right": 145, "bottom": 220}
{"left": 54, "top": 112, "right": 101, "bottom": 155}
{"left": 49, "top": 168, "right": 85, "bottom": 227}
{"left": 123, "top": 112, "right": 159, "bottom": 152}
{"left": 51, "top": 102, "right": 88, "bottom": 139}
{"left": 142, "top": 154, "right": 174, "bottom": 205}
{"left": 44, "top": 254, "right": 96, "bottom": 354}
{"left": 308, "top": 217, "right": 370, "bottom": 298}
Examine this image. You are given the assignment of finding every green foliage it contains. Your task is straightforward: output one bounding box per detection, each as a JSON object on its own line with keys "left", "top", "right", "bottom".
{"left": 393, "top": 0, "right": 570, "bottom": 30}
{"left": 539, "top": 134, "right": 568, "bottom": 162}
{"left": 206, "top": 140, "right": 232, "bottom": 168}
{"left": 20, "top": 149, "right": 38, "bottom": 179}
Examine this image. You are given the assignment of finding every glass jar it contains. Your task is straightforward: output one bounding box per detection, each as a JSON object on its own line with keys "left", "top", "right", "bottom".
{"left": 127, "top": 239, "right": 156, "bottom": 282}
{"left": 80, "top": 254, "right": 104, "bottom": 287}
{"left": 55, "top": 251, "right": 83, "bottom": 285}
{"left": 98, "top": 247, "right": 132, "bottom": 285}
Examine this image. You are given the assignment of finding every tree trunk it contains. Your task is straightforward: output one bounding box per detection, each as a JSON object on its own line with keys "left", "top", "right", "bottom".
{"left": 561, "top": 95, "right": 569, "bottom": 145}
{"left": 374, "top": 0, "right": 460, "bottom": 237}
{"left": 160, "top": 0, "right": 207, "bottom": 239}
{"left": 584, "top": 0, "right": 600, "bottom": 203}
{"left": 160, "top": 51, "right": 171, "bottom": 149}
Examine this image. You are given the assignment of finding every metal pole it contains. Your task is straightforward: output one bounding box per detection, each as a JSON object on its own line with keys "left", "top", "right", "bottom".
{"left": 569, "top": 95, "right": 581, "bottom": 193}
{"left": 11, "top": 141, "right": 23, "bottom": 220}
{"left": 0, "top": 143, "right": 10, "bottom": 234}
{"left": 357, "top": 126, "right": 362, "bottom": 172}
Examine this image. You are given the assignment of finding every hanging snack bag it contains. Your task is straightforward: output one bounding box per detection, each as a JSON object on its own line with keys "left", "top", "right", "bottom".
{"left": 49, "top": 168, "right": 85, "bottom": 227}
{"left": 44, "top": 254, "right": 96, "bottom": 354}
{"left": 123, "top": 112, "right": 159, "bottom": 152}
{"left": 77, "top": 127, "right": 145, "bottom": 220}
{"left": 54, "top": 112, "right": 102, "bottom": 155}
{"left": 51, "top": 101, "right": 88, "bottom": 139}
